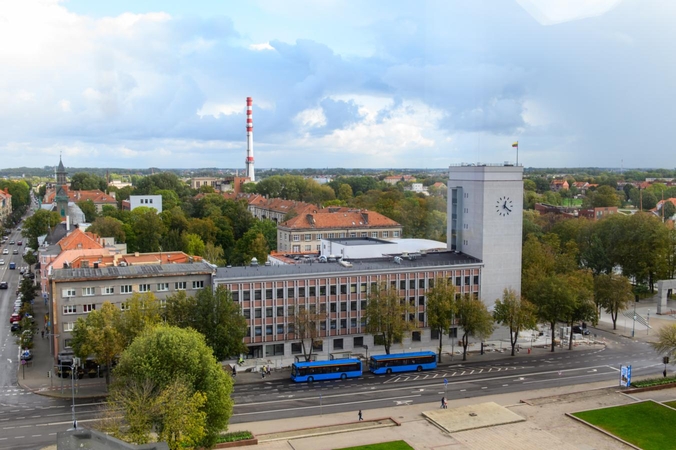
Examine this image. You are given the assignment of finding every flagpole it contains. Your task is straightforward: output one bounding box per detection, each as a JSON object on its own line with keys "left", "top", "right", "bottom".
{"left": 516, "top": 142, "right": 519, "bottom": 166}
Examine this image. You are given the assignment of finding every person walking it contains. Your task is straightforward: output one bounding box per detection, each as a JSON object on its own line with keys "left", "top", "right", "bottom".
{"left": 441, "top": 397, "right": 445, "bottom": 409}
{"left": 358, "top": 410, "right": 363, "bottom": 421}
{"left": 41, "top": 330, "right": 44, "bottom": 339}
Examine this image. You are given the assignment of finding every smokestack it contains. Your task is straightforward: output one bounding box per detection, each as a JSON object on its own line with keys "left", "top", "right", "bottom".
{"left": 245, "top": 97, "right": 255, "bottom": 182}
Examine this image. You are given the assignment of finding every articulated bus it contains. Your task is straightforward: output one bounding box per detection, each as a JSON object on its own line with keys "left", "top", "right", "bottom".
{"left": 290, "top": 358, "right": 362, "bottom": 382}
{"left": 369, "top": 351, "right": 437, "bottom": 375}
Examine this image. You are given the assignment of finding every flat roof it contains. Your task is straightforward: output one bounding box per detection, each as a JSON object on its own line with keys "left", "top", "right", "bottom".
{"left": 325, "top": 237, "right": 392, "bottom": 246}
{"left": 51, "top": 262, "right": 214, "bottom": 281}
{"left": 215, "top": 251, "right": 482, "bottom": 281}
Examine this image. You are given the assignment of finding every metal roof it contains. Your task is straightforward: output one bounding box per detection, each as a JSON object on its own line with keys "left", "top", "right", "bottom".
{"left": 51, "top": 262, "right": 214, "bottom": 281}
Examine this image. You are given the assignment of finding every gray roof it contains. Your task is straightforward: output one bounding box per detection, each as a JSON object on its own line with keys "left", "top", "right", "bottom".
{"left": 215, "top": 251, "right": 481, "bottom": 281}
{"left": 51, "top": 262, "right": 214, "bottom": 281}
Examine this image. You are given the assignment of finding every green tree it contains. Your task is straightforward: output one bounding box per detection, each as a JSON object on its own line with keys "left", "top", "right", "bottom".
{"left": 203, "top": 242, "right": 226, "bottom": 266}
{"left": 70, "top": 172, "right": 108, "bottom": 191}
{"left": 425, "top": 277, "right": 456, "bottom": 362}
{"left": 291, "top": 299, "right": 326, "bottom": 362}
{"left": 88, "top": 216, "right": 126, "bottom": 242}
{"left": 21, "top": 209, "right": 61, "bottom": 248}
{"left": 529, "top": 274, "right": 577, "bottom": 352}
{"left": 662, "top": 201, "right": 676, "bottom": 221}
{"left": 112, "top": 325, "right": 233, "bottom": 449}
{"left": 650, "top": 324, "right": 676, "bottom": 366}
{"left": 364, "top": 282, "right": 414, "bottom": 355}
{"left": 22, "top": 250, "right": 37, "bottom": 269}
{"left": 563, "top": 271, "right": 595, "bottom": 349}
{"left": 70, "top": 302, "right": 125, "bottom": 386}
{"left": 18, "top": 276, "right": 39, "bottom": 305}
{"left": 116, "top": 293, "right": 163, "bottom": 347}
{"left": 493, "top": 288, "right": 537, "bottom": 356}
{"left": 129, "top": 207, "right": 165, "bottom": 253}
{"left": 164, "top": 287, "right": 247, "bottom": 361}
{"left": 182, "top": 232, "right": 206, "bottom": 256}
{"left": 337, "top": 183, "right": 353, "bottom": 201}
{"left": 456, "top": 295, "right": 494, "bottom": 361}
{"left": 583, "top": 185, "right": 620, "bottom": 208}
{"left": 594, "top": 273, "right": 634, "bottom": 330}
{"left": 154, "top": 189, "right": 180, "bottom": 211}
{"left": 77, "top": 199, "right": 98, "bottom": 222}
{"left": 233, "top": 229, "right": 268, "bottom": 265}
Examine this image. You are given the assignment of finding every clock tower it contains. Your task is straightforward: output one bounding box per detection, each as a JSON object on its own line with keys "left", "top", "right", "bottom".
{"left": 447, "top": 164, "right": 523, "bottom": 306}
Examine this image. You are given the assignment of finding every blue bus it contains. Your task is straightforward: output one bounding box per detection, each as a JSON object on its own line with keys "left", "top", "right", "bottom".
{"left": 290, "top": 358, "right": 362, "bottom": 383}
{"left": 369, "top": 351, "right": 437, "bottom": 375}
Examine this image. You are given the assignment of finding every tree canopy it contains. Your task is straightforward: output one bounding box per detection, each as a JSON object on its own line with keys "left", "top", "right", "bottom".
{"left": 364, "top": 282, "right": 415, "bottom": 354}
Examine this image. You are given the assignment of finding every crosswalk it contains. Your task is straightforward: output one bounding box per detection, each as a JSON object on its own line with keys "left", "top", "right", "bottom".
{"left": 383, "top": 365, "right": 521, "bottom": 384}
{"left": 0, "top": 388, "right": 31, "bottom": 397}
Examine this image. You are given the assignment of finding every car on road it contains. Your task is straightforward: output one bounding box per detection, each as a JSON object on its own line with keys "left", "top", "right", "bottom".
{"left": 573, "top": 325, "right": 591, "bottom": 335}
{"left": 9, "top": 240, "right": 15, "bottom": 245}
{"left": 13, "top": 249, "right": 18, "bottom": 254}
{"left": 0, "top": 281, "right": 8, "bottom": 289}
{"left": 2, "top": 248, "right": 8, "bottom": 254}
{"left": 17, "top": 241, "right": 22, "bottom": 246}
{"left": 0, "top": 259, "right": 4, "bottom": 265}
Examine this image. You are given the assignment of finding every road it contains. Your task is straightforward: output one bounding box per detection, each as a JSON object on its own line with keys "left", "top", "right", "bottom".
{"left": 229, "top": 334, "right": 661, "bottom": 424}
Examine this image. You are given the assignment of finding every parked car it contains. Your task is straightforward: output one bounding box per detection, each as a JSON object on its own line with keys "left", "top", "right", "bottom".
{"left": 0, "top": 259, "right": 4, "bottom": 265}
{"left": 0, "top": 281, "right": 8, "bottom": 289}
{"left": 572, "top": 325, "right": 591, "bottom": 335}
{"left": 21, "top": 349, "right": 32, "bottom": 361}
{"left": 10, "top": 322, "right": 20, "bottom": 332}
{"left": 10, "top": 313, "right": 21, "bottom": 324}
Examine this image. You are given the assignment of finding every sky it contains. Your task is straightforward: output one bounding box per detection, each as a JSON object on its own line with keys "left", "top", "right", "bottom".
{"left": 1, "top": 0, "right": 674, "bottom": 170}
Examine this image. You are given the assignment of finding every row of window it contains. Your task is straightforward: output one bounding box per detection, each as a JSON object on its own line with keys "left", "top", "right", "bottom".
{"left": 63, "top": 299, "right": 168, "bottom": 315}
{"left": 230, "top": 276, "right": 479, "bottom": 301}
{"left": 61, "top": 281, "right": 204, "bottom": 298}
{"left": 285, "top": 230, "right": 401, "bottom": 242}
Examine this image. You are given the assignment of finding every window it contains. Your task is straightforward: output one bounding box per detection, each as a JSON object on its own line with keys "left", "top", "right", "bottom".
{"left": 291, "top": 342, "right": 302, "bottom": 354}
{"left": 255, "top": 326, "right": 262, "bottom": 336}
{"left": 350, "top": 284, "right": 357, "bottom": 293}
{"left": 266, "top": 289, "right": 273, "bottom": 299}
{"left": 243, "top": 291, "right": 250, "bottom": 301}
{"left": 382, "top": 231, "right": 389, "bottom": 238}
{"left": 309, "top": 286, "right": 316, "bottom": 297}
{"left": 320, "top": 321, "right": 327, "bottom": 331}
{"left": 339, "top": 233, "right": 345, "bottom": 238}
{"left": 64, "top": 339, "right": 72, "bottom": 348}
{"left": 371, "top": 232, "right": 378, "bottom": 238}
{"left": 103, "top": 286, "right": 114, "bottom": 295}
{"left": 334, "top": 338, "right": 344, "bottom": 350}
{"left": 360, "top": 300, "right": 367, "bottom": 310}
{"left": 83, "top": 304, "right": 96, "bottom": 313}
{"left": 341, "top": 302, "right": 347, "bottom": 312}
{"left": 243, "top": 309, "right": 251, "bottom": 319}
{"left": 305, "top": 233, "right": 312, "bottom": 241}
{"left": 328, "top": 233, "right": 335, "bottom": 239}
{"left": 63, "top": 288, "right": 76, "bottom": 297}
{"left": 288, "top": 323, "right": 295, "bottom": 334}
{"left": 409, "top": 280, "right": 415, "bottom": 289}
{"left": 277, "top": 288, "right": 284, "bottom": 299}
{"left": 340, "top": 319, "right": 347, "bottom": 329}
{"left": 320, "top": 286, "right": 326, "bottom": 296}
{"left": 63, "top": 322, "right": 74, "bottom": 332}
{"left": 292, "top": 245, "right": 300, "bottom": 252}
{"left": 63, "top": 305, "right": 77, "bottom": 314}
{"left": 419, "top": 279, "right": 425, "bottom": 289}
{"left": 288, "top": 305, "right": 295, "bottom": 316}
{"left": 361, "top": 232, "right": 367, "bottom": 237}
{"left": 287, "top": 287, "right": 295, "bottom": 298}
{"left": 340, "top": 285, "right": 347, "bottom": 295}
{"left": 474, "top": 275, "right": 479, "bottom": 285}
{"left": 455, "top": 277, "right": 461, "bottom": 286}
{"left": 412, "top": 331, "right": 421, "bottom": 342}
{"left": 232, "top": 291, "right": 239, "bottom": 301}
{"left": 349, "top": 232, "right": 356, "bottom": 237}
{"left": 276, "top": 324, "right": 284, "bottom": 334}
{"left": 351, "top": 301, "right": 357, "bottom": 311}
{"left": 82, "top": 287, "right": 95, "bottom": 296}
{"left": 464, "top": 276, "right": 470, "bottom": 286}
{"left": 255, "top": 308, "right": 262, "bottom": 318}
{"left": 361, "top": 283, "right": 367, "bottom": 293}
{"left": 121, "top": 285, "right": 133, "bottom": 294}
{"left": 330, "top": 320, "right": 337, "bottom": 329}
{"left": 317, "top": 233, "right": 323, "bottom": 239}
{"left": 266, "top": 325, "right": 273, "bottom": 335}
{"left": 305, "top": 245, "right": 312, "bottom": 251}
{"left": 350, "top": 318, "right": 357, "bottom": 328}
{"left": 293, "top": 235, "right": 300, "bottom": 242}
{"left": 254, "top": 290, "right": 262, "bottom": 300}
{"left": 277, "top": 306, "right": 284, "bottom": 317}
{"left": 400, "top": 280, "right": 406, "bottom": 290}
{"left": 418, "top": 312, "right": 425, "bottom": 323}
{"left": 330, "top": 303, "right": 337, "bottom": 313}
{"left": 393, "top": 231, "right": 400, "bottom": 237}
{"left": 354, "top": 336, "right": 364, "bottom": 347}
{"left": 330, "top": 285, "right": 337, "bottom": 295}
{"left": 299, "top": 287, "right": 305, "bottom": 297}
{"left": 175, "top": 282, "right": 187, "bottom": 290}
{"left": 419, "top": 296, "right": 425, "bottom": 305}
{"left": 120, "top": 302, "right": 129, "bottom": 311}
{"left": 313, "top": 341, "right": 323, "bottom": 351}
{"left": 157, "top": 283, "right": 169, "bottom": 292}
{"left": 192, "top": 280, "right": 204, "bottom": 289}
{"left": 266, "top": 307, "right": 273, "bottom": 318}
{"left": 139, "top": 284, "right": 151, "bottom": 293}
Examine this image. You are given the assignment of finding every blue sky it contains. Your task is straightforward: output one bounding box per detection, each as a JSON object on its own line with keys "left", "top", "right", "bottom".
{"left": 1, "top": 0, "right": 673, "bottom": 170}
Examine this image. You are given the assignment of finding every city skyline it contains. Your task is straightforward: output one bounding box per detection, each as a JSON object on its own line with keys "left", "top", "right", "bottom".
{"left": 1, "top": 0, "right": 674, "bottom": 170}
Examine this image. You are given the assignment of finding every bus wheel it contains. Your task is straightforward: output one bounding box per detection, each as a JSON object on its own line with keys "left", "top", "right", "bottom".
{"left": 386, "top": 368, "right": 392, "bottom": 375}
{"left": 340, "top": 373, "right": 347, "bottom": 380}
{"left": 416, "top": 366, "right": 423, "bottom": 372}
{"left": 308, "top": 376, "right": 314, "bottom": 383}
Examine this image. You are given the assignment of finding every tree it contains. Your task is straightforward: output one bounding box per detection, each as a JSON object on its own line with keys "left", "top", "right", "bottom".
{"left": 232, "top": 229, "right": 268, "bottom": 265}
{"left": 563, "top": 271, "right": 595, "bottom": 350}
{"left": 493, "top": 288, "right": 537, "bottom": 356}
{"left": 583, "top": 185, "right": 620, "bottom": 208}
{"left": 364, "top": 282, "right": 414, "bottom": 355}
{"left": 181, "top": 232, "right": 205, "bottom": 256}
{"left": 88, "top": 216, "right": 126, "bottom": 242}
{"left": 337, "top": 183, "right": 353, "bottom": 201}
{"left": 529, "top": 274, "right": 576, "bottom": 352}
{"left": 70, "top": 302, "right": 125, "bottom": 386}
{"left": 70, "top": 172, "right": 108, "bottom": 191}
{"left": 116, "top": 293, "right": 163, "bottom": 347}
{"left": 662, "top": 201, "right": 676, "bottom": 221}
{"left": 21, "top": 209, "right": 61, "bottom": 249}
{"left": 594, "top": 274, "right": 634, "bottom": 330}
{"left": 77, "top": 199, "right": 98, "bottom": 222}
{"left": 203, "top": 242, "right": 226, "bottom": 266}
{"left": 22, "top": 250, "right": 37, "bottom": 269}
{"left": 18, "top": 276, "right": 39, "bottom": 305}
{"left": 111, "top": 325, "right": 233, "bottom": 449}
{"left": 164, "top": 287, "right": 247, "bottom": 361}
{"left": 292, "top": 299, "right": 326, "bottom": 362}
{"left": 650, "top": 324, "right": 676, "bottom": 364}
{"left": 425, "top": 277, "right": 456, "bottom": 362}
{"left": 456, "top": 295, "right": 494, "bottom": 361}
{"left": 129, "top": 207, "right": 165, "bottom": 253}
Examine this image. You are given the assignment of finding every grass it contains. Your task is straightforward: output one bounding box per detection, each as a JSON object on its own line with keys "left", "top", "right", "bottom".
{"left": 215, "top": 431, "right": 253, "bottom": 443}
{"left": 665, "top": 401, "right": 676, "bottom": 409}
{"left": 335, "top": 441, "right": 413, "bottom": 450}
{"left": 630, "top": 376, "right": 676, "bottom": 388}
{"left": 572, "top": 401, "right": 676, "bottom": 450}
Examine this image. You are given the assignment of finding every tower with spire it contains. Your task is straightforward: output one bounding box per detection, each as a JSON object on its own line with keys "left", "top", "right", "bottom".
{"left": 55, "top": 155, "right": 69, "bottom": 218}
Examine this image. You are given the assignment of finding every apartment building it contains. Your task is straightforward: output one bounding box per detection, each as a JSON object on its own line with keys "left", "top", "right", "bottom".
{"left": 48, "top": 261, "right": 214, "bottom": 356}
{"left": 0, "top": 188, "right": 12, "bottom": 223}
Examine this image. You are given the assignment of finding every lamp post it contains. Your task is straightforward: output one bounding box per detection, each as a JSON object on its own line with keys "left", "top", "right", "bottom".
{"left": 647, "top": 309, "right": 650, "bottom": 335}
{"left": 631, "top": 300, "right": 637, "bottom": 338}
{"left": 71, "top": 357, "right": 79, "bottom": 430}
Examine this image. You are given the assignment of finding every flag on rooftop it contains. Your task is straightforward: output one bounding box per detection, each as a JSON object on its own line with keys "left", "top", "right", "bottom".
{"left": 512, "top": 142, "right": 519, "bottom": 148}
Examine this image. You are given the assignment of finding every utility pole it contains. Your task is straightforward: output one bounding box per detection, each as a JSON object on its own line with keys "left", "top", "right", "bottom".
{"left": 631, "top": 299, "right": 637, "bottom": 338}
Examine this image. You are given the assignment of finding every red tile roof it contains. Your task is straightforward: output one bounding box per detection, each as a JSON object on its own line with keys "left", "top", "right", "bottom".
{"left": 57, "top": 228, "right": 104, "bottom": 251}
{"left": 280, "top": 206, "right": 400, "bottom": 230}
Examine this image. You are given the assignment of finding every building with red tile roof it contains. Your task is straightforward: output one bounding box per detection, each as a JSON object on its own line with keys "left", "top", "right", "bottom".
{"left": 383, "top": 175, "right": 416, "bottom": 185}
{"left": 44, "top": 187, "right": 117, "bottom": 212}
{"left": 276, "top": 205, "right": 402, "bottom": 253}
{"left": 549, "top": 179, "right": 569, "bottom": 191}
{"left": 0, "top": 188, "right": 11, "bottom": 223}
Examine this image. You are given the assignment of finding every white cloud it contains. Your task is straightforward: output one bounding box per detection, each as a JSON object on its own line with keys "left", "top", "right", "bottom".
{"left": 294, "top": 108, "right": 327, "bottom": 128}
{"left": 59, "top": 100, "right": 72, "bottom": 112}
{"left": 516, "top": 0, "right": 623, "bottom": 25}
{"left": 249, "top": 42, "right": 274, "bottom": 51}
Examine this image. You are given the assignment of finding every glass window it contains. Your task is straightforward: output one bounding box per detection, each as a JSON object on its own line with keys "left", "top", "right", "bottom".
{"left": 266, "top": 307, "right": 273, "bottom": 317}
{"left": 341, "top": 302, "right": 347, "bottom": 312}
{"left": 266, "top": 325, "right": 273, "bottom": 335}
{"left": 330, "top": 285, "right": 337, "bottom": 295}
{"left": 243, "top": 309, "right": 251, "bottom": 319}
{"left": 351, "top": 301, "right": 357, "bottom": 311}
{"left": 254, "top": 290, "right": 262, "bottom": 300}
{"left": 192, "top": 280, "right": 204, "bottom": 290}
{"left": 340, "top": 319, "right": 347, "bottom": 329}
{"left": 400, "top": 280, "right": 406, "bottom": 290}
{"left": 232, "top": 291, "right": 239, "bottom": 302}
{"left": 287, "top": 287, "right": 294, "bottom": 298}
{"left": 319, "top": 286, "right": 326, "bottom": 296}
{"left": 409, "top": 280, "right": 415, "bottom": 289}
{"left": 330, "top": 320, "right": 336, "bottom": 329}
{"left": 174, "top": 282, "right": 186, "bottom": 291}
{"left": 465, "top": 276, "right": 470, "bottom": 286}
{"left": 309, "top": 286, "right": 316, "bottom": 297}
{"left": 474, "top": 275, "right": 479, "bottom": 285}
{"left": 103, "top": 286, "right": 114, "bottom": 295}
{"left": 276, "top": 306, "right": 284, "bottom": 317}
{"left": 255, "top": 308, "right": 262, "bottom": 318}
{"left": 350, "top": 284, "right": 357, "bottom": 293}
{"left": 266, "top": 289, "right": 273, "bottom": 299}
{"left": 354, "top": 336, "right": 364, "bottom": 347}
{"left": 350, "top": 318, "right": 357, "bottom": 328}
{"left": 305, "top": 233, "right": 312, "bottom": 241}
{"left": 334, "top": 338, "right": 344, "bottom": 350}
{"left": 255, "top": 326, "right": 262, "bottom": 336}
{"left": 455, "top": 277, "right": 461, "bottom": 286}
{"left": 299, "top": 287, "right": 305, "bottom": 297}
{"left": 276, "top": 288, "right": 284, "bottom": 299}
{"left": 276, "top": 324, "right": 284, "bottom": 334}
{"left": 418, "top": 279, "right": 425, "bottom": 288}
{"left": 330, "top": 303, "right": 337, "bottom": 313}
{"left": 139, "top": 284, "right": 150, "bottom": 292}
{"left": 243, "top": 291, "right": 251, "bottom": 301}
{"left": 291, "top": 342, "right": 302, "bottom": 354}
{"left": 340, "top": 285, "right": 347, "bottom": 294}
{"left": 419, "top": 296, "right": 425, "bottom": 305}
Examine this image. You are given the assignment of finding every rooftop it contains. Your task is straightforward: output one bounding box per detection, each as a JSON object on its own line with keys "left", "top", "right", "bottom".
{"left": 215, "top": 251, "right": 481, "bottom": 281}
{"left": 51, "top": 261, "right": 214, "bottom": 281}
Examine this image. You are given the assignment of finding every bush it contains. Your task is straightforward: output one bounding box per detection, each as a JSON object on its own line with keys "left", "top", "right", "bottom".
{"left": 631, "top": 376, "right": 676, "bottom": 388}
{"left": 217, "top": 431, "right": 253, "bottom": 443}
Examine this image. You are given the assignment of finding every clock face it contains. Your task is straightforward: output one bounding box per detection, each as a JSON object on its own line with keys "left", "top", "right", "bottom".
{"left": 496, "top": 196, "right": 514, "bottom": 216}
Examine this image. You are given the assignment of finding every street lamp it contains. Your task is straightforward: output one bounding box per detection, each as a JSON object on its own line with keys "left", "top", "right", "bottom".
{"left": 647, "top": 309, "right": 650, "bottom": 336}
{"left": 631, "top": 297, "right": 637, "bottom": 338}
{"left": 70, "top": 357, "right": 80, "bottom": 430}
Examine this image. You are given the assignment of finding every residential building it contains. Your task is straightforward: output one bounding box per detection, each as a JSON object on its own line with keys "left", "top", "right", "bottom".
{"left": 383, "top": 175, "right": 416, "bottom": 185}
{"left": 578, "top": 206, "right": 619, "bottom": 221}
{"left": 405, "top": 183, "right": 429, "bottom": 195}
{"left": 129, "top": 195, "right": 162, "bottom": 213}
{"left": 48, "top": 259, "right": 213, "bottom": 356}
{"left": 652, "top": 198, "right": 676, "bottom": 221}
{"left": 247, "top": 195, "right": 313, "bottom": 223}
{"left": 190, "top": 176, "right": 250, "bottom": 194}
{"left": 572, "top": 182, "right": 590, "bottom": 195}
{"left": 0, "top": 188, "right": 11, "bottom": 223}
{"left": 276, "top": 206, "right": 403, "bottom": 253}
{"left": 549, "top": 179, "right": 569, "bottom": 192}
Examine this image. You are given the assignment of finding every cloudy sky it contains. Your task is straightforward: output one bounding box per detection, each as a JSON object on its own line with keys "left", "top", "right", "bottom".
{"left": 1, "top": 0, "right": 673, "bottom": 170}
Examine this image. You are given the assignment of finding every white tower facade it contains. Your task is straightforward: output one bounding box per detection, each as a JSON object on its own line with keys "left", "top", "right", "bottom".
{"left": 447, "top": 164, "right": 524, "bottom": 306}
{"left": 245, "top": 97, "right": 255, "bottom": 182}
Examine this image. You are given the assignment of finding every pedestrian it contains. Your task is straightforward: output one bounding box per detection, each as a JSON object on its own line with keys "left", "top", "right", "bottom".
{"left": 441, "top": 397, "right": 446, "bottom": 409}
{"left": 664, "top": 369, "right": 668, "bottom": 378}
{"left": 358, "top": 410, "right": 363, "bottom": 421}
{"left": 232, "top": 365, "right": 237, "bottom": 377}
{"left": 41, "top": 330, "right": 44, "bottom": 339}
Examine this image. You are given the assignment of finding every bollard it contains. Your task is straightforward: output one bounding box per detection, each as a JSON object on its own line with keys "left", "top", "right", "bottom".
{"left": 527, "top": 348, "right": 531, "bottom": 354}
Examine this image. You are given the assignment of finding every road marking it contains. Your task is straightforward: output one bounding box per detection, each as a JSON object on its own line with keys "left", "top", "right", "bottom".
{"left": 233, "top": 394, "right": 423, "bottom": 416}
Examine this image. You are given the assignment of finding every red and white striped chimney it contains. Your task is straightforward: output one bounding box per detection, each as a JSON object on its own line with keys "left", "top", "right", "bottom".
{"left": 245, "top": 97, "right": 255, "bottom": 182}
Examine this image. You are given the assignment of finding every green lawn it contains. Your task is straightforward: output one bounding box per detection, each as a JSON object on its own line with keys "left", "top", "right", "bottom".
{"left": 335, "top": 441, "right": 413, "bottom": 450}
{"left": 572, "top": 401, "right": 676, "bottom": 450}
{"left": 664, "top": 401, "right": 676, "bottom": 409}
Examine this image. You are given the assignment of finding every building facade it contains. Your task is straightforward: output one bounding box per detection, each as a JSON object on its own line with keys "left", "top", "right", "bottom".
{"left": 0, "top": 188, "right": 12, "bottom": 223}
{"left": 129, "top": 195, "right": 163, "bottom": 213}
{"left": 48, "top": 262, "right": 214, "bottom": 356}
